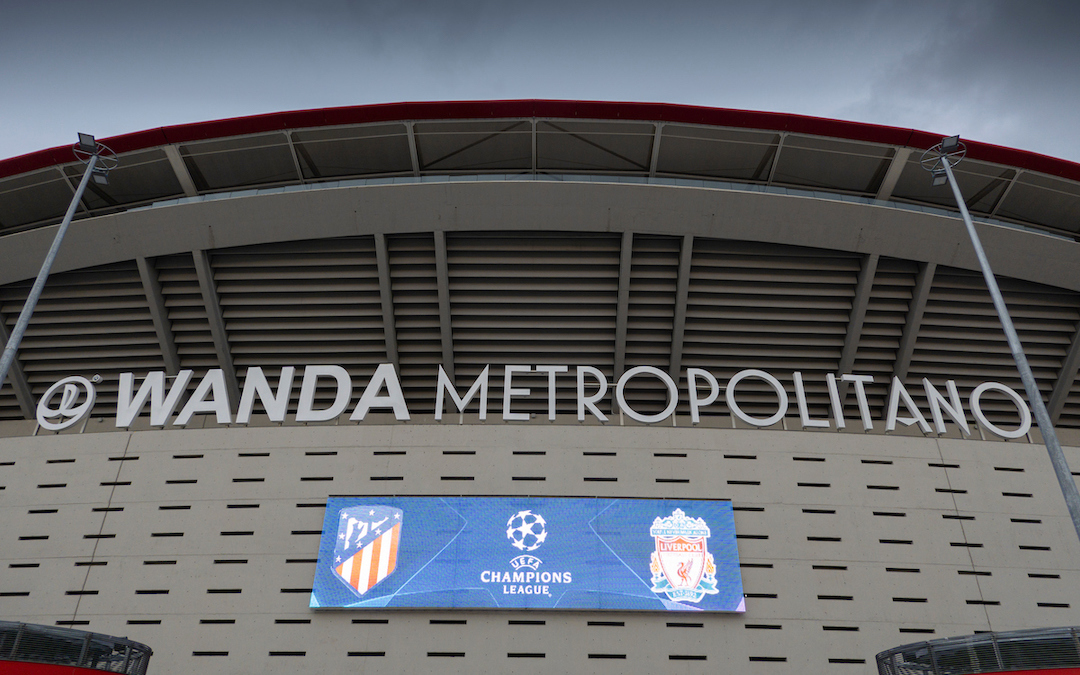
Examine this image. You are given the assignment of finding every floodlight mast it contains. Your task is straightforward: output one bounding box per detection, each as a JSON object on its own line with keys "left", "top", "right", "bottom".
{"left": 924, "top": 136, "right": 1080, "bottom": 544}
{"left": 0, "top": 135, "right": 114, "bottom": 406}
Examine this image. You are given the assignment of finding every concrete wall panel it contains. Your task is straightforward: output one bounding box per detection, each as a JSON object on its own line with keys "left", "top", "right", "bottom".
{"left": 3, "top": 422, "right": 1078, "bottom": 673}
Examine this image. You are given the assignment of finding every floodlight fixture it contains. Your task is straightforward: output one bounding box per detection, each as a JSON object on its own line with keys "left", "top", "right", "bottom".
{"left": 77, "top": 133, "right": 97, "bottom": 154}
{"left": 920, "top": 135, "right": 966, "bottom": 181}
{"left": 940, "top": 134, "right": 961, "bottom": 153}
{"left": 73, "top": 135, "right": 118, "bottom": 187}
{"left": 920, "top": 134, "right": 1080, "bottom": 544}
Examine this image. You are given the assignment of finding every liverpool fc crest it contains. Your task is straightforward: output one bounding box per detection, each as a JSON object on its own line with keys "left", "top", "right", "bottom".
{"left": 649, "top": 508, "right": 719, "bottom": 603}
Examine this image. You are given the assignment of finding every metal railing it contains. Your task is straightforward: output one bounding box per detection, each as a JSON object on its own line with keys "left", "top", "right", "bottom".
{"left": 878, "top": 626, "right": 1080, "bottom": 675}
{"left": 0, "top": 621, "right": 152, "bottom": 674}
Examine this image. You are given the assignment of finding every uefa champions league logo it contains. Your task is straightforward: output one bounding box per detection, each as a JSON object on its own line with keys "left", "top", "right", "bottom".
{"left": 477, "top": 508, "right": 568, "bottom": 596}
{"left": 506, "top": 510, "right": 546, "bottom": 571}
{"left": 506, "top": 510, "right": 547, "bottom": 552}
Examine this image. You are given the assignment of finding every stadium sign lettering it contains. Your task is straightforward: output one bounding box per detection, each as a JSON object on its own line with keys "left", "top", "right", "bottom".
{"left": 36, "top": 363, "right": 1032, "bottom": 440}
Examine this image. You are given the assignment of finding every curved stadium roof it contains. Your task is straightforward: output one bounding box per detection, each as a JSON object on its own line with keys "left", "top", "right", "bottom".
{"left": 2, "top": 100, "right": 1080, "bottom": 239}
{"left": 0, "top": 101, "right": 1078, "bottom": 430}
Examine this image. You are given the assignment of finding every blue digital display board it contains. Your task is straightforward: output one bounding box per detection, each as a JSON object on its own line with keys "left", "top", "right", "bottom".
{"left": 310, "top": 497, "right": 745, "bottom": 612}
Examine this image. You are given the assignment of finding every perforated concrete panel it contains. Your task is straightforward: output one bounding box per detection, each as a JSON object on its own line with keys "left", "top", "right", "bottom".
{"left": 2, "top": 423, "right": 1078, "bottom": 674}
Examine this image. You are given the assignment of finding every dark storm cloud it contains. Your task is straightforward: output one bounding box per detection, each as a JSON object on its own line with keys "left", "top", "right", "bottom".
{"left": 1, "top": 0, "right": 1078, "bottom": 162}
{"left": 838, "top": 0, "right": 1080, "bottom": 159}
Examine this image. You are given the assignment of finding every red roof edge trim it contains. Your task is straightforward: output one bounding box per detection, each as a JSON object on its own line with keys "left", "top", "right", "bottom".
{"left": 2, "top": 100, "right": 1078, "bottom": 183}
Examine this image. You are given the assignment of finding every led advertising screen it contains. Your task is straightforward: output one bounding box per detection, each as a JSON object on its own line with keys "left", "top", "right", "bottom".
{"left": 310, "top": 497, "right": 744, "bottom": 612}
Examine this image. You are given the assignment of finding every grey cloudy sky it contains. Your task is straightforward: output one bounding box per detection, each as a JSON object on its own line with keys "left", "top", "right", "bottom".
{"left": 2, "top": 0, "right": 1079, "bottom": 163}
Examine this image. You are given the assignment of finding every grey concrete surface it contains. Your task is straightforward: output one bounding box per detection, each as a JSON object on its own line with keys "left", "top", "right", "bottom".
{"left": 2, "top": 422, "right": 1078, "bottom": 674}
{"left": 1, "top": 181, "right": 1077, "bottom": 292}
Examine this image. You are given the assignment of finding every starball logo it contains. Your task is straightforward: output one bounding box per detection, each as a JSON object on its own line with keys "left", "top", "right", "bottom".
{"left": 479, "top": 510, "right": 573, "bottom": 597}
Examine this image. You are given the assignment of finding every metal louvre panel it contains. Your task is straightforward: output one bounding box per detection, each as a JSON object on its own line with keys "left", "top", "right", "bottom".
{"left": 446, "top": 231, "right": 620, "bottom": 415}
{"left": 623, "top": 234, "right": 679, "bottom": 416}
{"left": 0, "top": 621, "right": 152, "bottom": 674}
{"left": 0, "top": 229, "right": 1077, "bottom": 431}
{"left": 683, "top": 239, "right": 860, "bottom": 419}
{"left": 1063, "top": 385, "right": 1080, "bottom": 429}
{"left": 156, "top": 254, "right": 217, "bottom": 372}
{"left": 0, "top": 289, "right": 30, "bottom": 419}
{"left": 877, "top": 628, "right": 1080, "bottom": 675}
{"left": 387, "top": 233, "right": 441, "bottom": 409}
{"left": 0, "top": 261, "right": 158, "bottom": 419}
{"left": 212, "top": 238, "right": 385, "bottom": 412}
{"left": 908, "top": 267, "right": 1080, "bottom": 426}
{"left": 0, "top": 381, "right": 20, "bottom": 419}
{"left": 851, "top": 257, "right": 920, "bottom": 417}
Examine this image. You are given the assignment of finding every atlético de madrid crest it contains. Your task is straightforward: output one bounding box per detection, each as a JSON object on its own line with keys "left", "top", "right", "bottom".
{"left": 649, "top": 508, "right": 719, "bottom": 603}
{"left": 333, "top": 505, "right": 402, "bottom": 597}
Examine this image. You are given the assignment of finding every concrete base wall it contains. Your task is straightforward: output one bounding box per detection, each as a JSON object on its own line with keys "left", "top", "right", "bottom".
{"left": 2, "top": 422, "right": 1079, "bottom": 674}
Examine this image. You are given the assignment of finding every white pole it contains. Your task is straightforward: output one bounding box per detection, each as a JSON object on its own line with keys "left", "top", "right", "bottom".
{"left": 941, "top": 157, "right": 1080, "bottom": 543}
{"left": 0, "top": 153, "right": 99, "bottom": 398}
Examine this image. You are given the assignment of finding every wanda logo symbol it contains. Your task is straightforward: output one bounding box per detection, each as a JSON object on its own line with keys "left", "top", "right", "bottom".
{"left": 36, "top": 376, "right": 97, "bottom": 431}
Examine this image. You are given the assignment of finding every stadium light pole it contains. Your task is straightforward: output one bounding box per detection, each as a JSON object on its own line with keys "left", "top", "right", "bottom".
{"left": 922, "top": 136, "right": 1080, "bottom": 544}
{"left": 0, "top": 134, "right": 116, "bottom": 405}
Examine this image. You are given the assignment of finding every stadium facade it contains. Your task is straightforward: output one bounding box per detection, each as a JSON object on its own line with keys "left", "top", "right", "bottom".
{"left": 1, "top": 100, "right": 1079, "bottom": 674}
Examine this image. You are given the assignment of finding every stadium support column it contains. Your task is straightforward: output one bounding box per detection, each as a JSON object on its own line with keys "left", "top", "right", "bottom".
{"left": 928, "top": 137, "right": 1080, "bottom": 544}
{"left": 193, "top": 249, "right": 241, "bottom": 406}
{"left": 137, "top": 256, "right": 181, "bottom": 375}
{"left": 892, "top": 262, "right": 935, "bottom": 382}
{"left": 648, "top": 123, "right": 663, "bottom": 176}
{"left": 1047, "top": 322, "right": 1080, "bottom": 425}
{"left": 875, "top": 148, "right": 911, "bottom": 201}
{"left": 375, "top": 234, "right": 400, "bottom": 371}
{"left": 836, "top": 253, "right": 879, "bottom": 407}
{"left": 612, "top": 232, "right": 633, "bottom": 415}
{"left": 837, "top": 253, "right": 879, "bottom": 375}
{"left": 613, "top": 232, "right": 633, "bottom": 380}
{"left": 668, "top": 235, "right": 693, "bottom": 380}
{"left": 434, "top": 232, "right": 454, "bottom": 381}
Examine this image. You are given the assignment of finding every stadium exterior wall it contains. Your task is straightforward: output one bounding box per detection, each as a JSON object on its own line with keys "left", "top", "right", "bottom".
{"left": 2, "top": 103, "right": 1080, "bottom": 674}
{"left": 3, "top": 422, "right": 1080, "bottom": 674}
